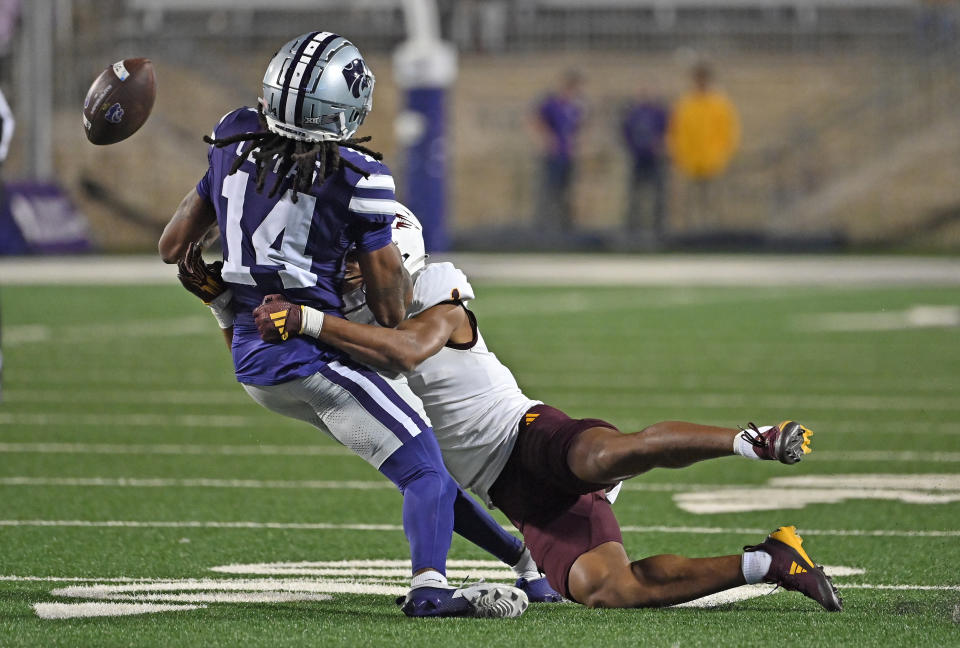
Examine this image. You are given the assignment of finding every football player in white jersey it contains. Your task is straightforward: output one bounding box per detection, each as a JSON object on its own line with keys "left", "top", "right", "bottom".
{"left": 253, "top": 212, "right": 842, "bottom": 613}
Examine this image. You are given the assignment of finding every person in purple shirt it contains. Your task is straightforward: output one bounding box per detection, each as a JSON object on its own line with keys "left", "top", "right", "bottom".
{"left": 531, "top": 70, "right": 585, "bottom": 234}
{"left": 158, "top": 31, "right": 541, "bottom": 618}
{"left": 621, "top": 87, "right": 669, "bottom": 243}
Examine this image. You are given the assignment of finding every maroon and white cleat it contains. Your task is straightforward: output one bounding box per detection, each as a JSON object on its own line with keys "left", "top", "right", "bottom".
{"left": 740, "top": 421, "right": 813, "bottom": 464}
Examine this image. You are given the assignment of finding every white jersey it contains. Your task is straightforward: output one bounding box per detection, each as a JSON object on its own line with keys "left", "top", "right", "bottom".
{"left": 405, "top": 263, "right": 541, "bottom": 505}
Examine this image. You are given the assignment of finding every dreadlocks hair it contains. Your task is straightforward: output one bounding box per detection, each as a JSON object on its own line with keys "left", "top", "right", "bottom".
{"left": 202, "top": 110, "right": 382, "bottom": 203}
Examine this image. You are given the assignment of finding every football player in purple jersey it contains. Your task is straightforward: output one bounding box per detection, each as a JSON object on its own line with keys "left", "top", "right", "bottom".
{"left": 159, "top": 32, "right": 533, "bottom": 618}
{"left": 252, "top": 214, "right": 843, "bottom": 614}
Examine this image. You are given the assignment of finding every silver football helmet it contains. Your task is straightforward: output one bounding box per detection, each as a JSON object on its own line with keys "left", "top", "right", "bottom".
{"left": 261, "top": 32, "right": 375, "bottom": 142}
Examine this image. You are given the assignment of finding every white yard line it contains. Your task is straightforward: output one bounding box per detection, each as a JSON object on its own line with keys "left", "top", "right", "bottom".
{"left": 0, "top": 520, "right": 405, "bottom": 531}
{"left": 799, "top": 306, "right": 960, "bottom": 332}
{"left": 616, "top": 524, "right": 960, "bottom": 538}
{"left": 3, "top": 254, "right": 960, "bottom": 286}
{"left": 0, "top": 474, "right": 725, "bottom": 492}
{"left": 0, "top": 477, "right": 395, "bottom": 490}
{"left": 33, "top": 602, "right": 206, "bottom": 619}
{"left": 3, "top": 442, "right": 957, "bottom": 462}
{"left": 0, "top": 442, "right": 352, "bottom": 457}
{"left": 1, "top": 576, "right": 188, "bottom": 583}
{"left": 0, "top": 413, "right": 258, "bottom": 428}
{"left": 842, "top": 584, "right": 960, "bottom": 591}
{"left": 812, "top": 451, "right": 960, "bottom": 462}
{"left": 9, "top": 389, "right": 960, "bottom": 415}
{"left": 1, "top": 391, "right": 248, "bottom": 405}
{"left": 547, "top": 392, "right": 960, "bottom": 412}
{"left": 3, "top": 317, "right": 212, "bottom": 347}
{"left": 1, "top": 519, "right": 956, "bottom": 537}
{"left": 673, "top": 474, "right": 960, "bottom": 514}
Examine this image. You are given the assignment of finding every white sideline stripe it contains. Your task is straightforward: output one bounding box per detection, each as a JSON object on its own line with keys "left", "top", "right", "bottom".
{"left": 800, "top": 306, "right": 960, "bottom": 332}
{"left": 51, "top": 580, "right": 407, "bottom": 599}
{"left": 4, "top": 576, "right": 182, "bottom": 583}
{"left": 771, "top": 474, "right": 960, "bottom": 490}
{"left": 0, "top": 443, "right": 353, "bottom": 457}
{"left": 57, "top": 592, "right": 331, "bottom": 604}
{"left": 0, "top": 520, "right": 406, "bottom": 531}
{"left": 620, "top": 419, "right": 960, "bottom": 437}
{"left": 676, "top": 488, "right": 960, "bottom": 514}
{"left": 843, "top": 584, "right": 960, "bottom": 591}
{"left": 0, "top": 477, "right": 396, "bottom": 490}
{"left": 2, "top": 442, "right": 958, "bottom": 464}
{"left": 813, "top": 451, "right": 960, "bottom": 463}
{"left": 207, "top": 561, "right": 864, "bottom": 578}
{"left": 0, "top": 413, "right": 257, "bottom": 428}
{"left": 615, "top": 525, "right": 960, "bottom": 538}
{"left": 4, "top": 254, "right": 959, "bottom": 286}
{"left": 673, "top": 474, "right": 960, "bottom": 514}
{"left": 4, "top": 317, "right": 212, "bottom": 347}
{"left": 556, "top": 392, "right": 960, "bottom": 412}
{"left": 1, "top": 519, "right": 957, "bottom": 537}
{"left": 3, "top": 391, "right": 248, "bottom": 405}
{"left": 0, "top": 474, "right": 724, "bottom": 492}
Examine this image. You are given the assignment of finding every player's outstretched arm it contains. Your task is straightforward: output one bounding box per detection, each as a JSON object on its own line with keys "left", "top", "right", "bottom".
{"left": 159, "top": 188, "right": 217, "bottom": 264}
{"left": 320, "top": 305, "right": 464, "bottom": 372}
{"left": 253, "top": 294, "right": 466, "bottom": 373}
{"left": 355, "top": 244, "right": 411, "bottom": 328}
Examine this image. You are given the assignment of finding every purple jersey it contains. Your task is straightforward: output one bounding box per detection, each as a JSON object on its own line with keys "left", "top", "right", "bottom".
{"left": 621, "top": 100, "right": 668, "bottom": 168}
{"left": 197, "top": 107, "right": 397, "bottom": 386}
{"left": 537, "top": 94, "right": 584, "bottom": 160}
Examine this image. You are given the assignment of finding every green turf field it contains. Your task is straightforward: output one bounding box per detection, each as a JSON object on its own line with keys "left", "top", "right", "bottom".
{"left": 1, "top": 280, "right": 958, "bottom": 647}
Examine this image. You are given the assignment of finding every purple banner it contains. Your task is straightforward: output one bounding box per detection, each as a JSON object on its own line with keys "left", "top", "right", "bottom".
{"left": 0, "top": 182, "right": 93, "bottom": 255}
{"left": 403, "top": 87, "right": 450, "bottom": 253}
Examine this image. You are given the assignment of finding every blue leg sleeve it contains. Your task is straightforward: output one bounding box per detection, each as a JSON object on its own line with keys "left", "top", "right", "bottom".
{"left": 453, "top": 486, "right": 524, "bottom": 566}
{"left": 378, "top": 431, "right": 457, "bottom": 575}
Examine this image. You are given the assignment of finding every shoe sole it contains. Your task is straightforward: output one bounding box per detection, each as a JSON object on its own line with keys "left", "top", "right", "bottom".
{"left": 777, "top": 421, "right": 813, "bottom": 465}
{"left": 459, "top": 584, "right": 529, "bottom": 618}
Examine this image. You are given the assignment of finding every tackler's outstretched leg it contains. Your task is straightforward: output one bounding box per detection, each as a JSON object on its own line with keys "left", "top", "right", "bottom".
{"left": 568, "top": 528, "right": 841, "bottom": 612}
{"left": 567, "top": 420, "right": 813, "bottom": 485}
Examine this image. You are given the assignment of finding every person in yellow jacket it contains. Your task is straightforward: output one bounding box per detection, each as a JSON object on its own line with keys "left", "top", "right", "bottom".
{"left": 667, "top": 63, "right": 740, "bottom": 230}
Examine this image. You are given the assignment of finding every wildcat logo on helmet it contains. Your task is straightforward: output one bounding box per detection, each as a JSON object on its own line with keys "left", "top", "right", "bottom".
{"left": 104, "top": 103, "right": 124, "bottom": 124}
{"left": 342, "top": 59, "right": 372, "bottom": 99}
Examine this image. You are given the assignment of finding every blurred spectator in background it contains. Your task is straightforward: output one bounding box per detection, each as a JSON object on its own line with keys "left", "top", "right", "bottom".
{"left": 531, "top": 70, "right": 585, "bottom": 234}
{"left": 667, "top": 62, "right": 740, "bottom": 230}
{"left": 621, "top": 85, "right": 669, "bottom": 243}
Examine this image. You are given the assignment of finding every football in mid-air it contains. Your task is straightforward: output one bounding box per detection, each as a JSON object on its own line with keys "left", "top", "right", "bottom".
{"left": 82, "top": 57, "right": 156, "bottom": 145}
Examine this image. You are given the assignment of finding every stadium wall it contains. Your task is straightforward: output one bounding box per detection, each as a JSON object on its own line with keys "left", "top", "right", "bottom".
{"left": 4, "top": 3, "right": 960, "bottom": 252}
